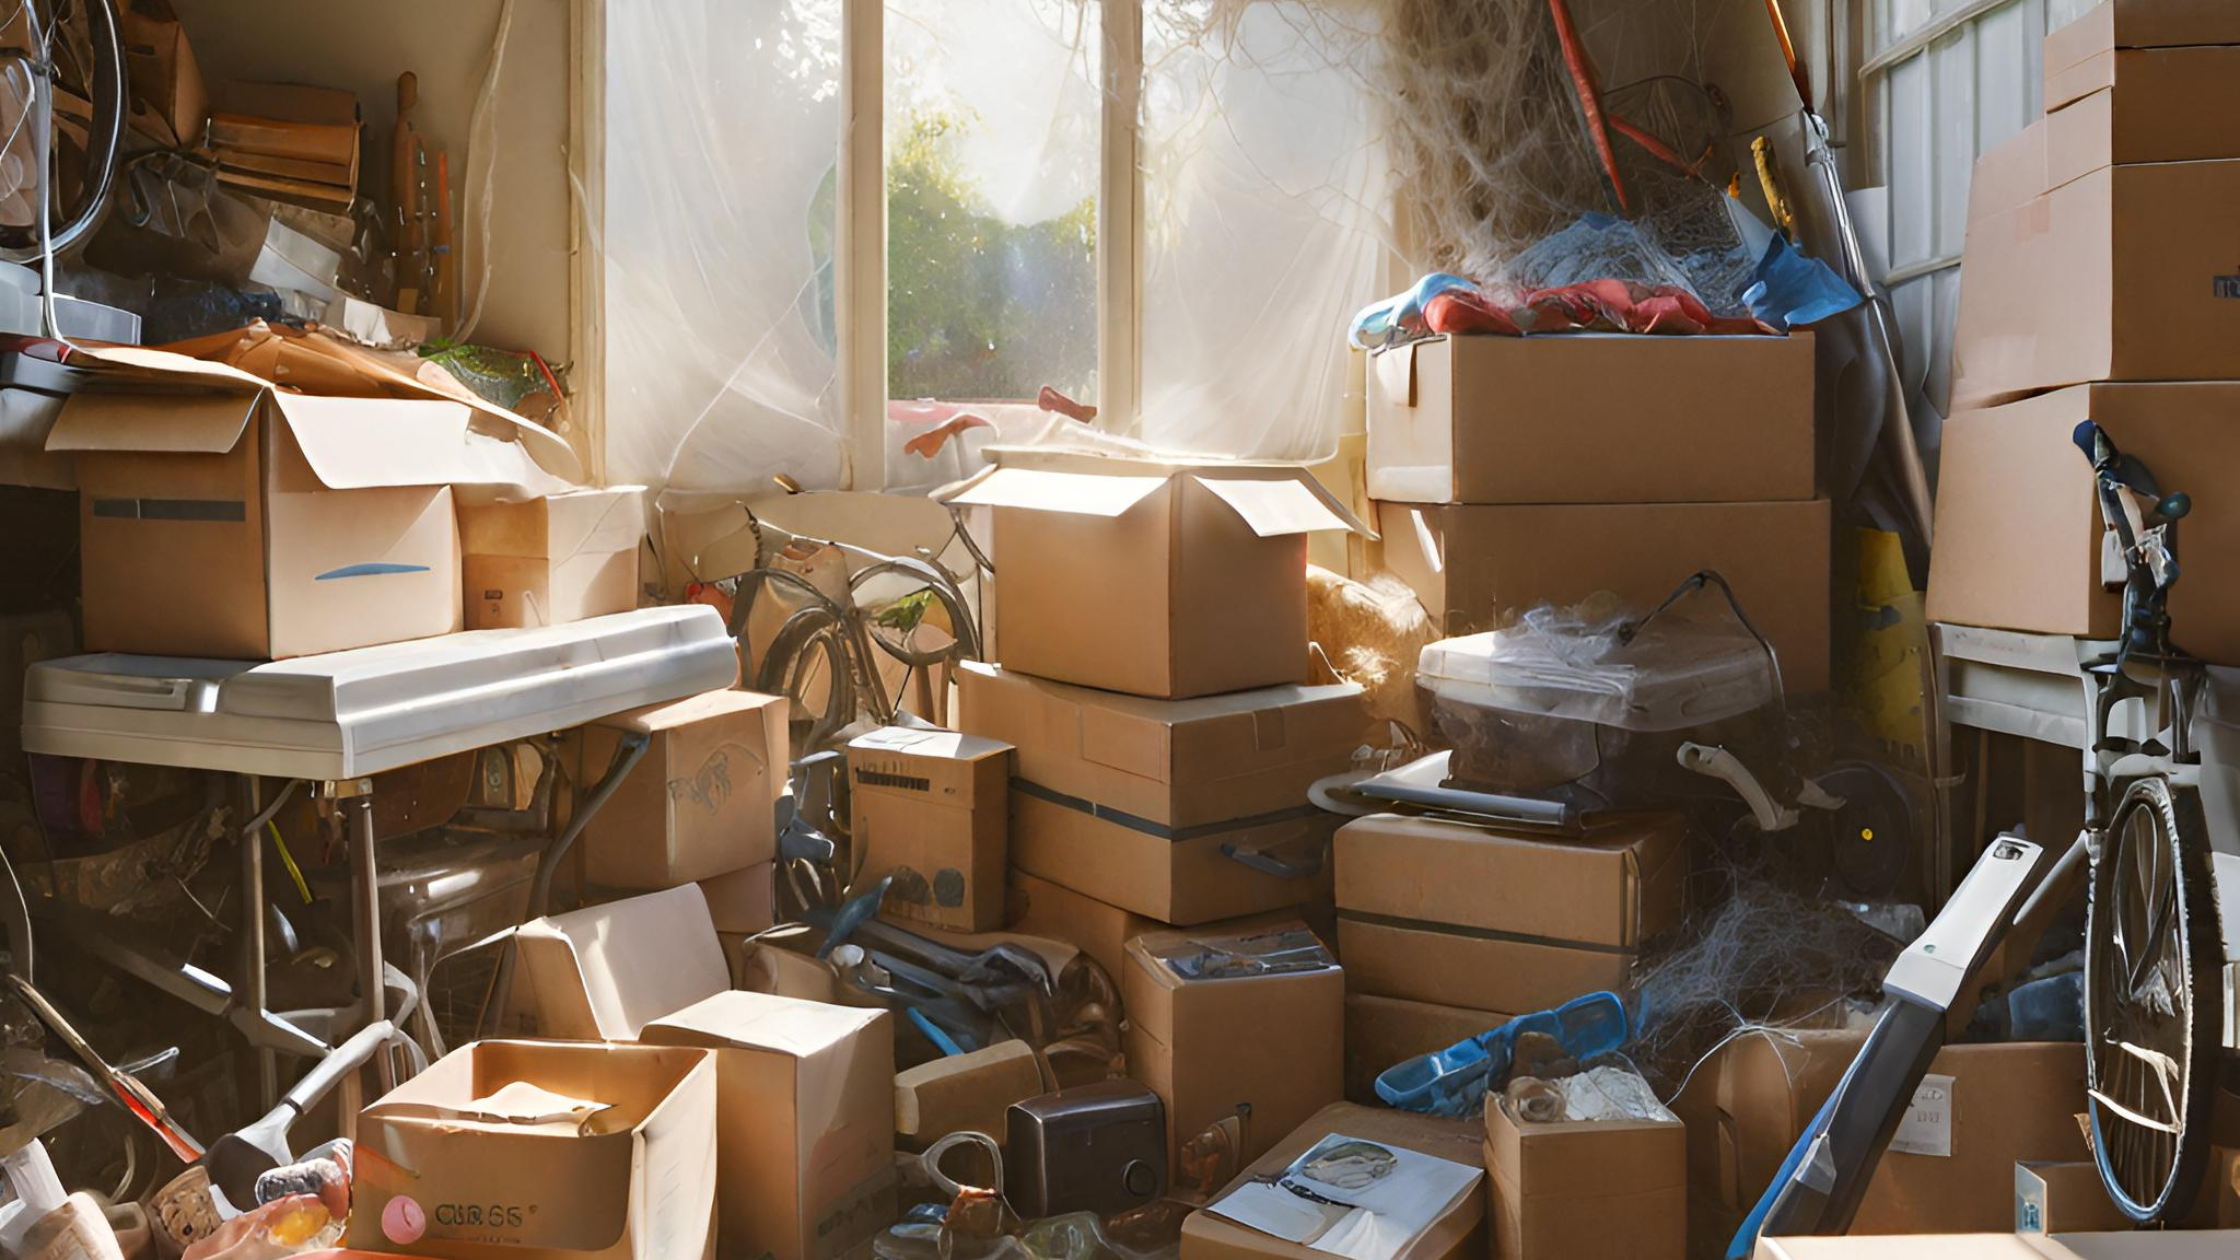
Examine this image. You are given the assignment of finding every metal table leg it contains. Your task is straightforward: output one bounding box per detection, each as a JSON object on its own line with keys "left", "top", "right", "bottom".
{"left": 336, "top": 781, "right": 393, "bottom": 1091}
{"left": 238, "top": 776, "right": 277, "bottom": 1110}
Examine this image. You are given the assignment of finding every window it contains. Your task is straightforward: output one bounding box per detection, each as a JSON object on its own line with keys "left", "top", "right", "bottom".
{"left": 604, "top": 0, "right": 1397, "bottom": 498}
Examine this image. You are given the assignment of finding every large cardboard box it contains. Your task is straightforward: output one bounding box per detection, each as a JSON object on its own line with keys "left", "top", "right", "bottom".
{"left": 46, "top": 352, "right": 562, "bottom": 660}
{"left": 1951, "top": 123, "right": 2240, "bottom": 406}
{"left": 946, "top": 454, "right": 1367, "bottom": 698}
{"left": 346, "top": 1040, "right": 716, "bottom": 1260}
{"left": 642, "top": 992, "right": 896, "bottom": 1260}
{"left": 1365, "top": 333, "right": 1815, "bottom": 505}
{"left": 848, "top": 726, "right": 1011, "bottom": 933}
{"left": 1848, "top": 1041, "right": 2090, "bottom": 1235}
{"left": 959, "top": 664, "right": 1368, "bottom": 924}
{"left": 511, "top": 885, "right": 732, "bottom": 1041}
{"left": 1926, "top": 383, "right": 2240, "bottom": 663}
{"left": 1344, "top": 993, "right": 1508, "bottom": 1108}
{"left": 1672, "top": 1028, "right": 1868, "bottom": 1260}
{"left": 576, "top": 688, "right": 790, "bottom": 890}
{"left": 1005, "top": 868, "right": 1333, "bottom": 989}
{"left": 1333, "top": 813, "right": 1685, "bottom": 1015}
{"left": 460, "top": 486, "right": 646, "bottom": 630}
{"left": 2043, "top": 0, "right": 2240, "bottom": 98}
{"left": 1123, "top": 925, "right": 1344, "bottom": 1168}
{"left": 1182, "top": 1103, "right": 1487, "bottom": 1260}
{"left": 1376, "top": 499, "right": 1831, "bottom": 692}
{"left": 1484, "top": 1090, "right": 1685, "bottom": 1260}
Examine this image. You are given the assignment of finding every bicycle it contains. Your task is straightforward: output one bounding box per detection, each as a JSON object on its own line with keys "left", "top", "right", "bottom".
{"left": 2068, "top": 419, "right": 2224, "bottom": 1222}
{"left": 0, "top": 0, "right": 127, "bottom": 262}
{"left": 716, "top": 489, "right": 990, "bottom": 760}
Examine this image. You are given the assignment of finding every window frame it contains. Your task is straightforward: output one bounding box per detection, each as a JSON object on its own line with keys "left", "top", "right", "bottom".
{"left": 835, "top": 0, "right": 1144, "bottom": 491}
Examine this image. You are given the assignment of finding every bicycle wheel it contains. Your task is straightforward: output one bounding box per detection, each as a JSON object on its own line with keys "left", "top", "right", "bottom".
{"left": 752, "top": 601, "right": 856, "bottom": 759}
{"left": 0, "top": 0, "right": 126, "bottom": 260}
{"left": 2085, "top": 775, "right": 2225, "bottom": 1221}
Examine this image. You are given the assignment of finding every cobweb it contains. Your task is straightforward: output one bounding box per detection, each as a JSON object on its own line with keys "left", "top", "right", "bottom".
{"left": 1628, "top": 858, "right": 1900, "bottom": 1101}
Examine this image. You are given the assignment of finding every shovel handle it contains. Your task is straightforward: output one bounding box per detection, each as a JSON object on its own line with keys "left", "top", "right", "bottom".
{"left": 278, "top": 1020, "right": 402, "bottom": 1119}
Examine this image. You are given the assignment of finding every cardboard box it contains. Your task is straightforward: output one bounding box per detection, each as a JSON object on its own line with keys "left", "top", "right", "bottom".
{"left": 1344, "top": 993, "right": 1508, "bottom": 1107}
{"left": 1332, "top": 813, "right": 1685, "bottom": 1014}
{"left": 1376, "top": 499, "right": 1832, "bottom": 692}
{"left": 1849, "top": 1041, "right": 2089, "bottom": 1235}
{"left": 1484, "top": 1091, "right": 1685, "bottom": 1260}
{"left": 1365, "top": 333, "right": 1815, "bottom": 505}
{"left": 641, "top": 992, "right": 895, "bottom": 1260}
{"left": 576, "top": 688, "right": 790, "bottom": 890}
{"left": 848, "top": 726, "right": 1011, "bottom": 932}
{"left": 960, "top": 664, "right": 1368, "bottom": 924}
{"left": 2043, "top": 53, "right": 2240, "bottom": 190}
{"left": 2018, "top": 1161, "right": 2136, "bottom": 1235}
{"left": 121, "top": 0, "right": 209, "bottom": 148}
{"left": 1926, "top": 383, "right": 2240, "bottom": 663}
{"left": 699, "top": 861, "right": 776, "bottom": 936}
{"left": 511, "top": 885, "right": 731, "bottom": 1041}
{"left": 345, "top": 1039, "right": 716, "bottom": 1260}
{"left": 945, "top": 454, "right": 1368, "bottom": 698}
{"left": 1122, "top": 925, "right": 1344, "bottom": 1168}
{"left": 1181, "top": 1103, "right": 1487, "bottom": 1260}
{"left": 1004, "top": 868, "right": 1334, "bottom": 990}
{"left": 460, "top": 486, "right": 646, "bottom": 630}
{"left": 45, "top": 352, "right": 560, "bottom": 660}
{"left": 1753, "top": 1238, "right": 2052, "bottom": 1259}
{"left": 2043, "top": 1, "right": 2240, "bottom": 98}
{"left": 893, "top": 1040, "right": 1043, "bottom": 1146}
{"left": 1951, "top": 118, "right": 2240, "bottom": 406}
{"left": 1672, "top": 1028, "right": 1867, "bottom": 1260}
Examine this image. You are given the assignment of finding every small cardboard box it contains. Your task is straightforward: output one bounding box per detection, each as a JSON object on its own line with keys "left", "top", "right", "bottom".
{"left": 46, "top": 350, "right": 563, "bottom": 660}
{"left": 1951, "top": 118, "right": 2240, "bottom": 406}
{"left": 848, "top": 726, "right": 1012, "bottom": 932}
{"left": 960, "top": 664, "right": 1367, "bottom": 924}
{"left": 1849, "top": 1041, "right": 2090, "bottom": 1235}
{"left": 1484, "top": 1090, "right": 1685, "bottom": 1260}
{"left": 1671, "top": 1028, "right": 1866, "bottom": 1260}
{"left": 346, "top": 1039, "right": 717, "bottom": 1260}
{"left": 1926, "top": 383, "right": 2240, "bottom": 663}
{"left": 1344, "top": 993, "right": 1508, "bottom": 1107}
{"left": 699, "top": 861, "right": 776, "bottom": 936}
{"left": 642, "top": 992, "right": 897, "bottom": 1260}
{"left": 1181, "top": 1103, "right": 1487, "bottom": 1260}
{"left": 460, "top": 486, "right": 646, "bottom": 630}
{"left": 2017, "top": 1160, "right": 2137, "bottom": 1235}
{"left": 1333, "top": 813, "right": 1685, "bottom": 1015}
{"left": 1123, "top": 925, "right": 1344, "bottom": 1168}
{"left": 576, "top": 688, "right": 789, "bottom": 890}
{"left": 1366, "top": 333, "right": 1815, "bottom": 505}
{"left": 1376, "top": 499, "right": 1831, "bottom": 692}
{"left": 511, "top": 885, "right": 732, "bottom": 1041}
{"left": 893, "top": 1040, "right": 1043, "bottom": 1147}
{"left": 1005, "top": 868, "right": 1333, "bottom": 990}
{"left": 945, "top": 453, "right": 1368, "bottom": 698}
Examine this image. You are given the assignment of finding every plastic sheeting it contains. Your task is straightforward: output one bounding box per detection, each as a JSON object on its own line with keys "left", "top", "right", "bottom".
{"left": 601, "top": 0, "right": 848, "bottom": 500}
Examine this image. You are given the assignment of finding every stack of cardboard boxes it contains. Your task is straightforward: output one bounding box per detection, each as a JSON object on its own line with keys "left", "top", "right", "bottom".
{"left": 945, "top": 451, "right": 1377, "bottom": 1166}
{"left": 1930, "top": 0, "right": 2240, "bottom": 654}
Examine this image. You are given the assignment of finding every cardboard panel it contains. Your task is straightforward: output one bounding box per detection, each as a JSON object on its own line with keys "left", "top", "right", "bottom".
{"left": 993, "top": 486, "right": 1178, "bottom": 697}
{"left": 511, "top": 885, "right": 732, "bottom": 1041}
{"left": 1172, "top": 475, "right": 1313, "bottom": 699}
{"left": 2043, "top": 0, "right": 2240, "bottom": 82}
{"left": 1336, "top": 917, "right": 1634, "bottom": 1016}
{"left": 1343, "top": 994, "right": 1508, "bottom": 1107}
{"left": 1009, "top": 789, "right": 1333, "bottom": 926}
{"left": 1484, "top": 1096, "right": 1684, "bottom": 1260}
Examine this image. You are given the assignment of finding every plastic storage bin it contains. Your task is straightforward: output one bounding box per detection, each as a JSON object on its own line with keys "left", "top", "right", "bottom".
{"left": 1417, "top": 600, "right": 1783, "bottom": 809}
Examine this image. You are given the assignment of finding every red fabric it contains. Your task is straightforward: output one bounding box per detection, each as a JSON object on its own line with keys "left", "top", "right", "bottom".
{"left": 1423, "top": 277, "right": 1772, "bottom": 340}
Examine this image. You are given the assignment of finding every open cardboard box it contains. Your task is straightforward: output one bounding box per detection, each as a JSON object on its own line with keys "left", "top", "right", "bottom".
{"left": 1483, "top": 1088, "right": 1685, "bottom": 1260}
{"left": 346, "top": 1039, "right": 717, "bottom": 1260}
{"left": 44, "top": 345, "right": 575, "bottom": 660}
{"left": 943, "top": 449, "right": 1370, "bottom": 699}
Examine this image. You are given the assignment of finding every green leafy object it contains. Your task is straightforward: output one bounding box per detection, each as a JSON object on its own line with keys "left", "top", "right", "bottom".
{"left": 873, "top": 588, "right": 937, "bottom": 634}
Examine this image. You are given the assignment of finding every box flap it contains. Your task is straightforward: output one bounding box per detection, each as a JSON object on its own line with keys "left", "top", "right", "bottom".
{"left": 1191, "top": 475, "right": 1361, "bottom": 538}
{"left": 513, "top": 885, "right": 730, "bottom": 1040}
{"left": 597, "top": 686, "right": 785, "bottom": 735}
{"left": 1373, "top": 342, "right": 1418, "bottom": 408}
{"left": 268, "top": 391, "right": 557, "bottom": 493}
{"left": 44, "top": 389, "right": 260, "bottom": 455}
{"left": 948, "top": 466, "right": 1169, "bottom": 517}
{"left": 645, "top": 988, "right": 887, "bottom": 1059}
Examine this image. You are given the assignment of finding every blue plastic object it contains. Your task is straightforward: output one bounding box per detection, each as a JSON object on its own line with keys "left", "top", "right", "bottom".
{"left": 1740, "top": 234, "right": 1864, "bottom": 332}
{"left": 1374, "top": 991, "right": 1629, "bottom": 1118}
{"left": 1347, "top": 272, "right": 1478, "bottom": 350}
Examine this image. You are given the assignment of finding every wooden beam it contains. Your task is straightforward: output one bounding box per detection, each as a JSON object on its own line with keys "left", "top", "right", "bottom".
{"left": 567, "top": 0, "right": 606, "bottom": 485}
{"left": 1098, "top": 0, "right": 1144, "bottom": 437}
{"left": 838, "top": 0, "right": 888, "bottom": 490}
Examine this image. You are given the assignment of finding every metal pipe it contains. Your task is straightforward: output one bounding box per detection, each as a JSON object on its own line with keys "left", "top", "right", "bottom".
{"left": 529, "top": 732, "right": 649, "bottom": 917}
{"left": 238, "top": 778, "right": 276, "bottom": 1110}
{"left": 344, "top": 794, "right": 391, "bottom": 1091}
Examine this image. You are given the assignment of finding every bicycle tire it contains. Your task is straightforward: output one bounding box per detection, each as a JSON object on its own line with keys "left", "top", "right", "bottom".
{"left": 0, "top": 0, "right": 126, "bottom": 260}
{"left": 2085, "top": 775, "right": 2224, "bottom": 1222}
{"left": 753, "top": 602, "right": 856, "bottom": 759}
{"left": 851, "top": 558, "right": 981, "bottom": 667}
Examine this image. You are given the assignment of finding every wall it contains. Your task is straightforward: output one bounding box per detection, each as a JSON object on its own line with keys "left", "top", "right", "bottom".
{"left": 171, "top": 0, "right": 575, "bottom": 370}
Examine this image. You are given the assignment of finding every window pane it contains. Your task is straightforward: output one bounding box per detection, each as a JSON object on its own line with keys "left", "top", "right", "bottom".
{"left": 886, "top": 0, "right": 1101, "bottom": 405}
